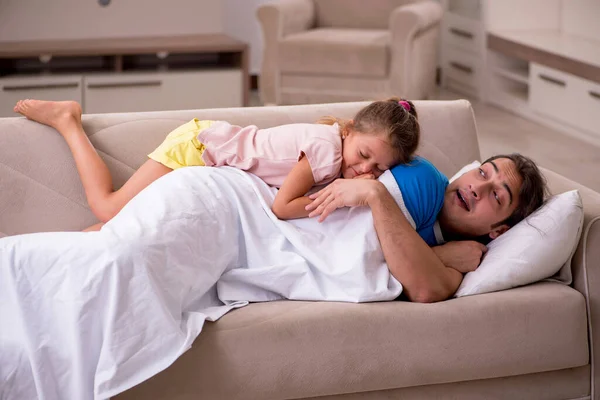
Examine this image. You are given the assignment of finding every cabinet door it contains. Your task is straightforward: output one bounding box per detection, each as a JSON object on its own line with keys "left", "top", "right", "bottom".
{"left": 443, "top": 12, "right": 484, "bottom": 55}
{"left": 570, "top": 75, "right": 600, "bottom": 136}
{"left": 0, "top": 75, "right": 82, "bottom": 118}
{"left": 529, "top": 64, "right": 575, "bottom": 126}
{"left": 442, "top": 47, "right": 483, "bottom": 96}
{"left": 84, "top": 70, "right": 242, "bottom": 114}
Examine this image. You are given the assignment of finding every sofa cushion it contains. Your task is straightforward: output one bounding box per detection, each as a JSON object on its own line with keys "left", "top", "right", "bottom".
{"left": 115, "top": 282, "right": 588, "bottom": 400}
{"left": 279, "top": 28, "right": 390, "bottom": 78}
{"left": 314, "top": 0, "right": 414, "bottom": 29}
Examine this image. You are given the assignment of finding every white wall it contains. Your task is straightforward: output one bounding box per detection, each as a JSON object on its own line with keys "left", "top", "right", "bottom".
{"left": 222, "top": 0, "right": 273, "bottom": 75}
{"left": 0, "top": 0, "right": 271, "bottom": 75}
{"left": 484, "top": 0, "right": 600, "bottom": 41}
{"left": 562, "top": 0, "right": 600, "bottom": 41}
{"left": 485, "top": 0, "right": 561, "bottom": 31}
{"left": 0, "top": 0, "right": 223, "bottom": 41}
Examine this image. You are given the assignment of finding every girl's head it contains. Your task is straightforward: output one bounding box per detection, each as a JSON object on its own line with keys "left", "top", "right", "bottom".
{"left": 318, "top": 97, "right": 420, "bottom": 179}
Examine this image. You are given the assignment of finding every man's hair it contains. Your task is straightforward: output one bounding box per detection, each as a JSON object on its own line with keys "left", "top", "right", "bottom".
{"left": 484, "top": 153, "right": 549, "bottom": 228}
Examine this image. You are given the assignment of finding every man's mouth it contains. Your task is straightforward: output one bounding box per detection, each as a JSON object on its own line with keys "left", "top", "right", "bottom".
{"left": 457, "top": 189, "right": 470, "bottom": 211}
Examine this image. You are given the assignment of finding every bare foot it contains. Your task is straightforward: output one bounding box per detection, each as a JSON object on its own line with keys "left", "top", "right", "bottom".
{"left": 14, "top": 99, "right": 82, "bottom": 133}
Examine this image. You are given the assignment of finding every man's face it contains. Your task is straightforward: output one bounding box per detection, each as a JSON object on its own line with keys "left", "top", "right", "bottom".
{"left": 438, "top": 158, "right": 523, "bottom": 240}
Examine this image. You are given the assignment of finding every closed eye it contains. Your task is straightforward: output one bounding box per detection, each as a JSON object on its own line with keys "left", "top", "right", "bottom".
{"left": 360, "top": 151, "right": 368, "bottom": 159}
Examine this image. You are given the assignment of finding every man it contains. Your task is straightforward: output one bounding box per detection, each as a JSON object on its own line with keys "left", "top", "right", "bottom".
{"left": 307, "top": 153, "right": 547, "bottom": 303}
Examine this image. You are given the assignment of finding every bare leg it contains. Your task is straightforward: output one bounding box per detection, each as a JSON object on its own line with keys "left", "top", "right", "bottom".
{"left": 83, "top": 222, "right": 104, "bottom": 232}
{"left": 14, "top": 99, "right": 172, "bottom": 222}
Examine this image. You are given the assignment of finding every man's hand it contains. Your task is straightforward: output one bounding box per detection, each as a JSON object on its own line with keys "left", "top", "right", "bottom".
{"left": 432, "top": 241, "right": 487, "bottom": 274}
{"left": 305, "top": 178, "right": 382, "bottom": 222}
{"left": 352, "top": 173, "right": 375, "bottom": 180}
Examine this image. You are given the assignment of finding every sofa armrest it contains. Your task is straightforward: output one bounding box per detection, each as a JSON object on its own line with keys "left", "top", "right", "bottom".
{"left": 257, "top": 0, "right": 315, "bottom": 105}
{"left": 541, "top": 167, "right": 600, "bottom": 396}
{"left": 389, "top": 1, "right": 443, "bottom": 36}
{"left": 388, "top": 1, "right": 443, "bottom": 98}
{"left": 257, "top": 0, "right": 315, "bottom": 38}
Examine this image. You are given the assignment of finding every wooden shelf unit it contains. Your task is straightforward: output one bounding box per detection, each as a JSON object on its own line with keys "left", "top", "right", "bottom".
{"left": 0, "top": 34, "right": 249, "bottom": 116}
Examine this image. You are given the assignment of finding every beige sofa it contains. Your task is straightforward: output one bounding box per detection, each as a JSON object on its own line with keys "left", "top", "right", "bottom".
{"left": 1, "top": 100, "right": 599, "bottom": 400}
{"left": 257, "top": 0, "right": 442, "bottom": 105}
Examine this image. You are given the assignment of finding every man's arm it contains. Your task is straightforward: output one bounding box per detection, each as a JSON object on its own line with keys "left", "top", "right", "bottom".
{"left": 365, "top": 183, "right": 463, "bottom": 303}
{"left": 307, "top": 178, "right": 463, "bottom": 303}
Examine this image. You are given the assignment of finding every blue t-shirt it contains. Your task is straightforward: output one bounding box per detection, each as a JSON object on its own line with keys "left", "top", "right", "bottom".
{"left": 389, "top": 157, "right": 448, "bottom": 246}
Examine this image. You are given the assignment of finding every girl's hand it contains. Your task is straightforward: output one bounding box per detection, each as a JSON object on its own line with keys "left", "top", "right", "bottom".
{"left": 305, "top": 178, "right": 381, "bottom": 222}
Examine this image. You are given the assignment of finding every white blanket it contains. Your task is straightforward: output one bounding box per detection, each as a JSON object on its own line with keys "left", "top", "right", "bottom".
{"left": 0, "top": 167, "right": 404, "bottom": 400}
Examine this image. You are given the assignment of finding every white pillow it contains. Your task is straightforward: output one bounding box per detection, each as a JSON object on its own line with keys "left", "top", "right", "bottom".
{"left": 454, "top": 189, "right": 583, "bottom": 297}
{"left": 449, "top": 160, "right": 481, "bottom": 183}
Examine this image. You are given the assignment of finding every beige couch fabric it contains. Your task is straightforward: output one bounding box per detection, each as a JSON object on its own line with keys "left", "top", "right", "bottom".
{"left": 0, "top": 100, "right": 596, "bottom": 400}
{"left": 116, "top": 283, "right": 588, "bottom": 400}
{"left": 0, "top": 100, "right": 478, "bottom": 235}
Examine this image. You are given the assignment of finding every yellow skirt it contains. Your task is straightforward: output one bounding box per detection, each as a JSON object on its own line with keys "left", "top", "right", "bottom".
{"left": 148, "top": 119, "right": 217, "bottom": 170}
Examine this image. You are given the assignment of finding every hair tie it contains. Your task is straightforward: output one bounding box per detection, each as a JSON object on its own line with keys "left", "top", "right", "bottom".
{"left": 398, "top": 100, "right": 411, "bottom": 111}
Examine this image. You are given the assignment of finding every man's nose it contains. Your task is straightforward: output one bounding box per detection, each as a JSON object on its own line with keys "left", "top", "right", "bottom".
{"left": 469, "top": 183, "right": 482, "bottom": 199}
{"left": 469, "top": 181, "right": 490, "bottom": 200}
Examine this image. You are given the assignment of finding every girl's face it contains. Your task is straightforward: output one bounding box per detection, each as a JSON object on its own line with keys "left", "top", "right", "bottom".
{"left": 341, "top": 129, "right": 399, "bottom": 179}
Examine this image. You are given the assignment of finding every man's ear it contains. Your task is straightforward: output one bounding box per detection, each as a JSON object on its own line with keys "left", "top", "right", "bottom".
{"left": 488, "top": 224, "right": 510, "bottom": 240}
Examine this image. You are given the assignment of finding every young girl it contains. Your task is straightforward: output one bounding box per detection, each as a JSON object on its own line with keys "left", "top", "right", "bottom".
{"left": 13, "top": 97, "right": 419, "bottom": 228}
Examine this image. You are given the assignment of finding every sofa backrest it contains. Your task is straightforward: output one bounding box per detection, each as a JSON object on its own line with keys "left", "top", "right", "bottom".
{"left": 313, "top": 0, "right": 421, "bottom": 29}
{"left": 0, "top": 100, "right": 480, "bottom": 236}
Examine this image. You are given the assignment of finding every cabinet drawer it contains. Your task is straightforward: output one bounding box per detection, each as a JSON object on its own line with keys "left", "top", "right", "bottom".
{"left": 570, "top": 76, "right": 600, "bottom": 136}
{"left": 442, "top": 48, "right": 483, "bottom": 92}
{"left": 443, "top": 12, "right": 484, "bottom": 54}
{"left": 84, "top": 70, "right": 242, "bottom": 114}
{"left": 529, "top": 64, "right": 575, "bottom": 126}
{"left": 0, "top": 75, "right": 82, "bottom": 118}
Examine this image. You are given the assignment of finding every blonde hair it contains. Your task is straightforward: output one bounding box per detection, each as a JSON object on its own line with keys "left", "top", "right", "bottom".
{"left": 316, "top": 97, "right": 420, "bottom": 163}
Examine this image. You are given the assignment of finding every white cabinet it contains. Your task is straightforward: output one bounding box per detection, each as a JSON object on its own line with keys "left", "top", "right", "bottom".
{"left": 0, "top": 34, "right": 249, "bottom": 116}
{"left": 441, "top": 47, "right": 484, "bottom": 96}
{"left": 530, "top": 63, "right": 600, "bottom": 136}
{"left": 443, "top": 12, "right": 484, "bottom": 54}
{"left": 0, "top": 75, "right": 82, "bottom": 118}
{"left": 454, "top": 0, "right": 600, "bottom": 143}
{"left": 571, "top": 76, "right": 600, "bottom": 135}
{"left": 529, "top": 64, "right": 574, "bottom": 126}
{"left": 83, "top": 70, "right": 242, "bottom": 114}
{"left": 440, "top": 0, "right": 486, "bottom": 99}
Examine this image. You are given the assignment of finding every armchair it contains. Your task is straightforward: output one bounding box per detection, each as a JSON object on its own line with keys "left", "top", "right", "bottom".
{"left": 257, "top": 0, "right": 443, "bottom": 105}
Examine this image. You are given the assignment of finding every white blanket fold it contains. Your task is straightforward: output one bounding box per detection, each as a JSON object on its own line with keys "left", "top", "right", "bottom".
{"left": 0, "top": 167, "right": 403, "bottom": 399}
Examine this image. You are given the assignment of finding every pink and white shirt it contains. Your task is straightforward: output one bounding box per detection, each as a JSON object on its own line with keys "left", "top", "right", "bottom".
{"left": 198, "top": 121, "right": 343, "bottom": 188}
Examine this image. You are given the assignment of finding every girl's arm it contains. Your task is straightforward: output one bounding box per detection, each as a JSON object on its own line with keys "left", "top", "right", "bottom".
{"left": 271, "top": 156, "right": 316, "bottom": 220}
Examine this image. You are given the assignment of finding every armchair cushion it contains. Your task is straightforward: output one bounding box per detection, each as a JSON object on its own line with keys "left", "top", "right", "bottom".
{"left": 314, "top": 0, "right": 415, "bottom": 29}
{"left": 279, "top": 28, "right": 390, "bottom": 78}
